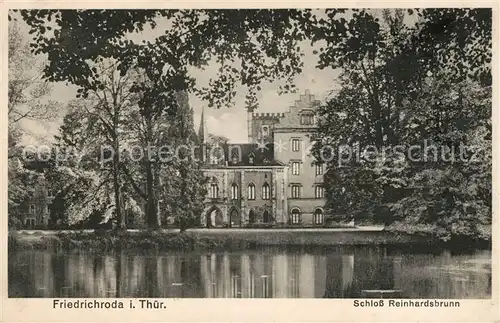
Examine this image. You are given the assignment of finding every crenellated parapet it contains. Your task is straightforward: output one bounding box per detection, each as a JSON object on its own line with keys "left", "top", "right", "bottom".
{"left": 252, "top": 112, "right": 286, "bottom": 120}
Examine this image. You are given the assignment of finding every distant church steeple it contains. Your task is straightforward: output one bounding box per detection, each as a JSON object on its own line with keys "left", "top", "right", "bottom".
{"left": 198, "top": 105, "right": 208, "bottom": 144}
{"left": 198, "top": 106, "right": 209, "bottom": 162}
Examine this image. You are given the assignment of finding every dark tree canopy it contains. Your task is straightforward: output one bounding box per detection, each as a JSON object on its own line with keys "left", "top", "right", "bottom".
{"left": 18, "top": 9, "right": 313, "bottom": 109}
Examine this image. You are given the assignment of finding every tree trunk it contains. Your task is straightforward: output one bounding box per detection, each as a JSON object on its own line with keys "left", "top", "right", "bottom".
{"left": 145, "top": 159, "right": 159, "bottom": 229}
{"left": 179, "top": 216, "right": 187, "bottom": 233}
{"left": 112, "top": 136, "right": 125, "bottom": 230}
{"left": 372, "top": 94, "right": 384, "bottom": 148}
{"left": 145, "top": 114, "right": 160, "bottom": 229}
{"left": 178, "top": 165, "right": 189, "bottom": 233}
{"left": 154, "top": 163, "right": 161, "bottom": 227}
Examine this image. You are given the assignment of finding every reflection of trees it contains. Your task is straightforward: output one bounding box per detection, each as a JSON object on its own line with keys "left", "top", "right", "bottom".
{"left": 8, "top": 252, "right": 38, "bottom": 297}
{"left": 52, "top": 254, "right": 66, "bottom": 296}
{"left": 323, "top": 255, "right": 342, "bottom": 298}
{"left": 115, "top": 250, "right": 124, "bottom": 297}
{"left": 8, "top": 249, "right": 492, "bottom": 298}
{"left": 145, "top": 253, "right": 158, "bottom": 297}
{"left": 329, "top": 248, "right": 396, "bottom": 298}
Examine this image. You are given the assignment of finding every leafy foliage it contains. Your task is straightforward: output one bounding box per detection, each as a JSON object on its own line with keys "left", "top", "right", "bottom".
{"left": 12, "top": 9, "right": 492, "bottom": 243}
{"left": 311, "top": 9, "right": 491, "bottom": 241}
{"left": 16, "top": 9, "right": 312, "bottom": 230}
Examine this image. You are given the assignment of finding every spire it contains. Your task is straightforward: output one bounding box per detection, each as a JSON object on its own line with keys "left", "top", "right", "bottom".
{"left": 198, "top": 105, "right": 208, "bottom": 144}
{"left": 198, "top": 106, "right": 209, "bottom": 163}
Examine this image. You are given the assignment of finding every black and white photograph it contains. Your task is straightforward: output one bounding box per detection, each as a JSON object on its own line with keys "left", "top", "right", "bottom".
{"left": 6, "top": 7, "right": 492, "bottom": 304}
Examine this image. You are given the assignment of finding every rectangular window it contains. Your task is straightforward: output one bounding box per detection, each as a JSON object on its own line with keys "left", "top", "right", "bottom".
{"left": 291, "top": 139, "right": 300, "bottom": 152}
{"left": 315, "top": 164, "right": 323, "bottom": 176}
{"left": 292, "top": 162, "right": 300, "bottom": 175}
{"left": 315, "top": 186, "right": 324, "bottom": 199}
{"left": 291, "top": 185, "right": 301, "bottom": 199}
{"left": 300, "top": 114, "right": 314, "bottom": 125}
{"left": 30, "top": 205, "right": 35, "bottom": 214}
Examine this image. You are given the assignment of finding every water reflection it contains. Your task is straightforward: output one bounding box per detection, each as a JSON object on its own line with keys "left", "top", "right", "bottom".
{"left": 8, "top": 247, "right": 491, "bottom": 298}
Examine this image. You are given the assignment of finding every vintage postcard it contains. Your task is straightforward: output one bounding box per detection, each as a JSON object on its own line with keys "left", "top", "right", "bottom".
{"left": 1, "top": 2, "right": 498, "bottom": 322}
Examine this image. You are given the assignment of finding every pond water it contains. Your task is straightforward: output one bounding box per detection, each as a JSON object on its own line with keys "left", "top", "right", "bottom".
{"left": 9, "top": 246, "right": 491, "bottom": 298}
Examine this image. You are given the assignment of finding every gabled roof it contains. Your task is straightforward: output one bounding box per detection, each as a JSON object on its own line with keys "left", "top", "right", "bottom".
{"left": 229, "top": 143, "right": 283, "bottom": 166}
{"left": 205, "top": 142, "right": 284, "bottom": 167}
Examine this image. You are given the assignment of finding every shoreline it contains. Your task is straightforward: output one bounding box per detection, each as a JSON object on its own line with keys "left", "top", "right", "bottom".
{"left": 8, "top": 227, "right": 491, "bottom": 252}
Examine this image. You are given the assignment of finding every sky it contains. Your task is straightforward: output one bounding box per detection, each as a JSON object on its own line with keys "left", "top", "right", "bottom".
{"left": 15, "top": 10, "right": 343, "bottom": 145}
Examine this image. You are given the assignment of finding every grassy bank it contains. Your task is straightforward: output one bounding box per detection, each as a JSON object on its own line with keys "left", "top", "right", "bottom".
{"left": 8, "top": 228, "right": 445, "bottom": 252}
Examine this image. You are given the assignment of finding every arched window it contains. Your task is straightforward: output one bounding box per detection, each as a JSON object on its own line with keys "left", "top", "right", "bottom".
{"left": 263, "top": 210, "right": 270, "bottom": 223}
{"left": 208, "top": 207, "right": 223, "bottom": 227}
{"left": 248, "top": 183, "right": 256, "bottom": 200}
{"left": 230, "top": 208, "right": 241, "bottom": 227}
{"left": 262, "top": 126, "right": 269, "bottom": 136}
{"left": 249, "top": 209, "right": 256, "bottom": 224}
{"left": 262, "top": 183, "right": 270, "bottom": 200}
{"left": 314, "top": 208, "right": 324, "bottom": 225}
{"left": 231, "top": 183, "right": 239, "bottom": 200}
{"left": 210, "top": 183, "right": 219, "bottom": 199}
{"left": 291, "top": 208, "right": 301, "bottom": 225}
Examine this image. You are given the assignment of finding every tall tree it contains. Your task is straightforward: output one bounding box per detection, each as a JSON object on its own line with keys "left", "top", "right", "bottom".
{"left": 311, "top": 9, "right": 491, "bottom": 241}
{"left": 70, "top": 58, "right": 141, "bottom": 229}
{"left": 20, "top": 9, "right": 310, "bottom": 230}
{"left": 8, "top": 20, "right": 59, "bottom": 132}
{"left": 8, "top": 19, "right": 60, "bottom": 227}
{"left": 310, "top": 9, "right": 422, "bottom": 222}
{"left": 48, "top": 101, "right": 145, "bottom": 228}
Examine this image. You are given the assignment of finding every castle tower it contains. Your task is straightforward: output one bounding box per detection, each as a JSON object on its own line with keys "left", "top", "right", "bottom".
{"left": 246, "top": 104, "right": 256, "bottom": 143}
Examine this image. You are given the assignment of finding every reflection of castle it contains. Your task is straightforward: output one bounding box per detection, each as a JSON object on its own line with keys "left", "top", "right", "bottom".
{"left": 10, "top": 249, "right": 492, "bottom": 298}
{"left": 199, "top": 252, "right": 325, "bottom": 298}
{"left": 200, "top": 91, "right": 326, "bottom": 227}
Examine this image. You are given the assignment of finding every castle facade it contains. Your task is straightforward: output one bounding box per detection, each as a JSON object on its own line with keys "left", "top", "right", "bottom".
{"left": 200, "top": 90, "right": 326, "bottom": 228}
{"left": 19, "top": 91, "right": 326, "bottom": 229}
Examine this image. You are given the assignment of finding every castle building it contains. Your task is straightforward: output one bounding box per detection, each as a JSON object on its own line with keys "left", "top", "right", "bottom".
{"left": 200, "top": 90, "right": 326, "bottom": 228}
{"left": 19, "top": 90, "right": 325, "bottom": 229}
{"left": 21, "top": 176, "right": 54, "bottom": 228}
